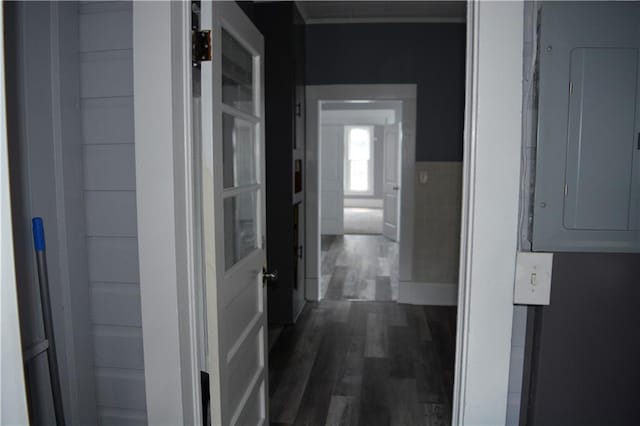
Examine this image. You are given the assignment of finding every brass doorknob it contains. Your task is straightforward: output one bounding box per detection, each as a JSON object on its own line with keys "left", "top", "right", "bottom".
{"left": 262, "top": 267, "right": 278, "bottom": 284}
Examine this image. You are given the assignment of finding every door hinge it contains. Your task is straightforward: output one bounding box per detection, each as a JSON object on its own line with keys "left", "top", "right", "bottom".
{"left": 192, "top": 30, "right": 212, "bottom": 69}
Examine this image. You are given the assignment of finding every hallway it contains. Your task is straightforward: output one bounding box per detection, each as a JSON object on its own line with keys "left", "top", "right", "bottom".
{"left": 269, "top": 235, "right": 456, "bottom": 425}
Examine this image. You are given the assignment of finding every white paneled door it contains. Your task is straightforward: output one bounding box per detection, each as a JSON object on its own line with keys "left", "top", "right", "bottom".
{"left": 200, "top": 2, "right": 268, "bottom": 425}
{"left": 382, "top": 123, "right": 401, "bottom": 241}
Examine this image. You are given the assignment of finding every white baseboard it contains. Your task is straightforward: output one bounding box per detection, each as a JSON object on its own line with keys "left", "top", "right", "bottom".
{"left": 398, "top": 281, "right": 458, "bottom": 306}
{"left": 344, "top": 198, "right": 383, "bottom": 208}
{"left": 305, "top": 277, "right": 320, "bottom": 301}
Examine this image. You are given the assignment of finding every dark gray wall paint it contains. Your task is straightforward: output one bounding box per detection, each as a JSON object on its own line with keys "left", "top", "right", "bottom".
{"left": 306, "top": 23, "right": 466, "bottom": 161}
{"left": 527, "top": 253, "right": 640, "bottom": 425}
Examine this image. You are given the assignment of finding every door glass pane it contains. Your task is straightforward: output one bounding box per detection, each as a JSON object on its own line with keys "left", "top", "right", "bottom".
{"left": 223, "top": 113, "right": 257, "bottom": 188}
{"left": 222, "top": 29, "right": 254, "bottom": 114}
{"left": 224, "top": 191, "right": 258, "bottom": 270}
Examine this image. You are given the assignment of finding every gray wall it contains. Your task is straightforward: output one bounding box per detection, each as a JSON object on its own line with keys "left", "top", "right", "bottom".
{"left": 306, "top": 23, "right": 466, "bottom": 162}
{"left": 522, "top": 4, "right": 640, "bottom": 424}
{"left": 79, "top": 3, "right": 147, "bottom": 425}
{"left": 5, "top": 3, "right": 98, "bottom": 424}
{"left": 412, "top": 162, "right": 462, "bottom": 284}
{"left": 527, "top": 253, "right": 640, "bottom": 425}
{"left": 6, "top": 3, "right": 145, "bottom": 425}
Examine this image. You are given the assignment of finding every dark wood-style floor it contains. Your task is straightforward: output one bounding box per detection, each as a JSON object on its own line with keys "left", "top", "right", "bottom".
{"left": 269, "top": 235, "right": 456, "bottom": 425}
{"left": 321, "top": 235, "right": 399, "bottom": 301}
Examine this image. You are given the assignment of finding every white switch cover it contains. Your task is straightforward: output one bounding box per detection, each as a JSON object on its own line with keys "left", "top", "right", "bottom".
{"left": 514, "top": 252, "right": 553, "bottom": 305}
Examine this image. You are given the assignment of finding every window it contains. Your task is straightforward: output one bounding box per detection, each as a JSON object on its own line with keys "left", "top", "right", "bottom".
{"left": 344, "top": 125, "right": 374, "bottom": 195}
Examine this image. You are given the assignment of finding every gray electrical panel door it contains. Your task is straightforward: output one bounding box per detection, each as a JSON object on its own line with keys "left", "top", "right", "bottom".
{"left": 533, "top": 2, "right": 640, "bottom": 252}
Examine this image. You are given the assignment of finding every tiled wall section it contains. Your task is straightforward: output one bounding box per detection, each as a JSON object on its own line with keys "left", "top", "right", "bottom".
{"left": 412, "top": 161, "right": 463, "bottom": 284}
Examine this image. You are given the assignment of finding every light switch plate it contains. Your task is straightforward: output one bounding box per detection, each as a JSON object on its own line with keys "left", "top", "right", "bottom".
{"left": 514, "top": 252, "right": 553, "bottom": 305}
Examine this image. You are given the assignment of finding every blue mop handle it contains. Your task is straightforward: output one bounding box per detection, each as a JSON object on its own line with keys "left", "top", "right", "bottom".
{"left": 31, "top": 217, "right": 66, "bottom": 426}
{"left": 32, "top": 217, "right": 46, "bottom": 252}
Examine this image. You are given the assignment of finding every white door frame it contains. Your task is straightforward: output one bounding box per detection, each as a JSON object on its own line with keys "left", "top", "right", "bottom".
{"left": 133, "top": 2, "right": 203, "bottom": 425}
{"left": 132, "top": 1, "right": 525, "bottom": 424}
{"left": 305, "top": 84, "right": 417, "bottom": 301}
{"left": 452, "top": 1, "right": 524, "bottom": 424}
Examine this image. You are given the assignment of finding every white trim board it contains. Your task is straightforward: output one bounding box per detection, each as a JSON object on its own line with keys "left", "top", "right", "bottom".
{"left": 452, "top": 2, "right": 524, "bottom": 424}
{"left": 133, "top": 2, "right": 202, "bottom": 425}
{"left": 398, "top": 282, "right": 458, "bottom": 306}
{"left": 305, "top": 84, "right": 417, "bottom": 301}
{"left": 305, "top": 17, "right": 467, "bottom": 25}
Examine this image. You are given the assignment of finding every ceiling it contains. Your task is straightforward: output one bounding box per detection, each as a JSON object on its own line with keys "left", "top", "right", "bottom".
{"left": 296, "top": 1, "right": 466, "bottom": 24}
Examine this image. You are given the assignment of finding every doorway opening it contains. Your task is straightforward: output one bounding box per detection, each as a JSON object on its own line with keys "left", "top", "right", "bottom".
{"left": 318, "top": 99, "right": 403, "bottom": 301}
{"left": 305, "top": 85, "right": 418, "bottom": 303}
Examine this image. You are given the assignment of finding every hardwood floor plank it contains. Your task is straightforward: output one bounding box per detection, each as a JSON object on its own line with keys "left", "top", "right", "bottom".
{"left": 388, "top": 325, "right": 416, "bottom": 379}
{"left": 374, "top": 276, "right": 392, "bottom": 301}
{"left": 364, "top": 312, "right": 387, "bottom": 358}
{"left": 358, "top": 358, "right": 391, "bottom": 425}
{"left": 386, "top": 302, "right": 408, "bottom": 327}
{"left": 325, "top": 266, "right": 349, "bottom": 301}
{"left": 423, "top": 403, "right": 451, "bottom": 426}
{"left": 414, "top": 341, "right": 445, "bottom": 403}
{"left": 333, "top": 335, "right": 365, "bottom": 397}
{"left": 293, "top": 321, "right": 350, "bottom": 426}
{"left": 270, "top": 308, "right": 328, "bottom": 423}
{"left": 406, "top": 305, "right": 433, "bottom": 342}
{"left": 324, "top": 395, "right": 353, "bottom": 426}
{"left": 342, "top": 269, "right": 359, "bottom": 299}
{"left": 389, "top": 378, "right": 424, "bottom": 426}
{"left": 358, "top": 279, "right": 376, "bottom": 301}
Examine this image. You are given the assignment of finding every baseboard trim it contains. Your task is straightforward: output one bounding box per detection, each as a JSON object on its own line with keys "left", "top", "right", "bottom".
{"left": 305, "top": 277, "right": 320, "bottom": 301}
{"left": 398, "top": 281, "right": 458, "bottom": 306}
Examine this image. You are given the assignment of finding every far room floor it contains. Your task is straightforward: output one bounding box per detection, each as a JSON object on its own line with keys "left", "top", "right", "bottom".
{"left": 343, "top": 207, "right": 383, "bottom": 235}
